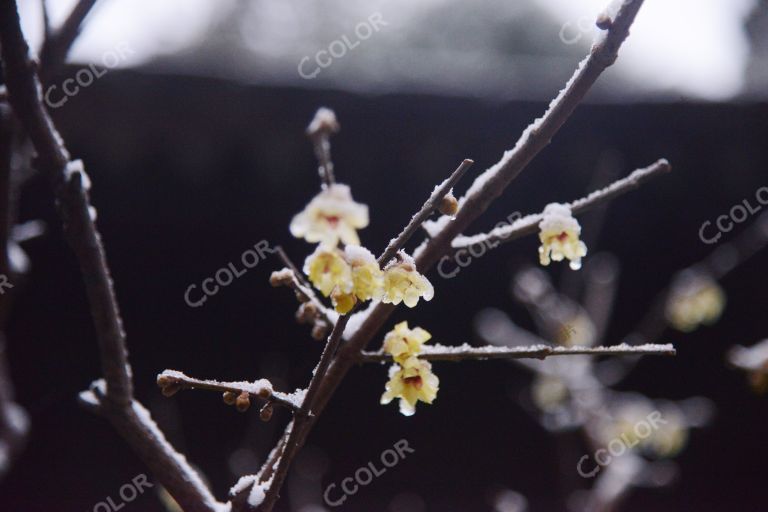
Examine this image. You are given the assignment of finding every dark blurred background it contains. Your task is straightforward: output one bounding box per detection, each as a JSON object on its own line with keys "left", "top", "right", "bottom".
{"left": 2, "top": 0, "right": 768, "bottom": 511}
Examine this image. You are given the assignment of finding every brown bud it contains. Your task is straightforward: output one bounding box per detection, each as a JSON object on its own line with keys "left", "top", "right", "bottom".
{"left": 270, "top": 268, "right": 294, "bottom": 288}
{"left": 257, "top": 387, "right": 271, "bottom": 399}
{"left": 438, "top": 193, "right": 459, "bottom": 216}
{"left": 157, "top": 375, "right": 174, "bottom": 388}
{"left": 222, "top": 391, "right": 237, "bottom": 405}
{"left": 235, "top": 391, "right": 251, "bottom": 412}
{"left": 161, "top": 383, "right": 181, "bottom": 397}
{"left": 311, "top": 322, "right": 330, "bottom": 341}
{"left": 296, "top": 302, "right": 318, "bottom": 324}
{"left": 259, "top": 403, "right": 274, "bottom": 422}
{"left": 596, "top": 14, "right": 612, "bottom": 30}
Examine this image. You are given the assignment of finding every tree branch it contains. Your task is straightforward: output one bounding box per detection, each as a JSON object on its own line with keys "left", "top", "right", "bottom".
{"left": 378, "top": 158, "right": 473, "bottom": 267}
{"left": 0, "top": 3, "right": 220, "bottom": 510}
{"left": 39, "top": 0, "right": 101, "bottom": 83}
{"left": 360, "top": 342, "right": 676, "bottom": 363}
{"left": 157, "top": 370, "right": 300, "bottom": 412}
{"left": 450, "top": 159, "right": 670, "bottom": 249}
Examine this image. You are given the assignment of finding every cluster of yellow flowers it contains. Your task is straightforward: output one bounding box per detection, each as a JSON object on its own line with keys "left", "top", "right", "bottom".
{"left": 291, "top": 184, "right": 433, "bottom": 314}
{"left": 380, "top": 322, "right": 439, "bottom": 416}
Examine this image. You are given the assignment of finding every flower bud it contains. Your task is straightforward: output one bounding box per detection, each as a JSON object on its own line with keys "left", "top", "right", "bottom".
{"left": 161, "top": 383, "right": 181, "bottom": 397}
{"left": 438, "top": 193, "right": 459, "bottom": 216}
{"left": 222, "top": 391, "right": 237, "bottom": 405}
{"left": 235, "top": 391, "right": 251, "bottom": 412}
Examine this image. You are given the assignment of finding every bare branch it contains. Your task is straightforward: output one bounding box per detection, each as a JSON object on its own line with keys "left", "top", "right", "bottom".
{"left": 80, "top": 383, "right": 222, "bottom": 512}
{"left": 157, "top": 370, "right": 300, "bottom": 412}
{"left": 306, "top": 108, "right": 340, "bottom": 188}
{"left": 272, "top": 246, "right": 335, "bottom": 328}
{"left": 360, "top": 342, "right": 677, "bottom": 363}
{"left": 451, "top": 159, "right": 671, "bottom": 250}
{"left": 0, "top": 3, "right": 221, "bottom": 509}
{"left": 378, "top": 158, "right": 473, "bottom": 267}
{"left": 39, "top": 0, "right": 101, "bottom": 82}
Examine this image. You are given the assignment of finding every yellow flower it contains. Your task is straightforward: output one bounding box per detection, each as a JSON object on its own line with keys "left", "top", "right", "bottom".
{"left": 380, "top": 356, "right": 439, "bottom": 416}
{"left": 538, "top": 203, "right": 587, "bottom": 270}
{"left": 344, "top": 245, "right": 384, "bottom": 301}
{"left": 665, "top": 272, "right": 725, "bottom": 332}
{"left": 331, "top": 289, "right": 357, "bottom": 314}
{"left": 382, "top": 321, "right": 432, "bottom": 365}
{"left": 381, "top": 254, "right": 434, "bottom": 308}
{"left": 304, "top": 246, "right": 352, "bottom": 297}
{"left": 290, "top": 184, "right": 369, "bottom": 246}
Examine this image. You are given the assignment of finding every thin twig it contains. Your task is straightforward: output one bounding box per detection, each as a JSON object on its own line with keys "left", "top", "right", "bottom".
{"left": 360, "top": 342, "right": 676, "bottom": 363}
{"left": 157, "top": 370, "right": 300, "bottom": 412}
{"left": 450, "top": 159, "right": 670, "bottom": 249}
{"left": 39, "top": 0, "right": 100, "bottom": 83}
{"left": 273, "top": 246, "right": 335, "bottom": 326}
{"left": 253, "top": 315, "right": 351, "bottom": 510}
{"left": 0, "top": 4, "right": 220, "bottom": 510}
{"left": 378, "top": 158, "right": 473, "bottom": 267}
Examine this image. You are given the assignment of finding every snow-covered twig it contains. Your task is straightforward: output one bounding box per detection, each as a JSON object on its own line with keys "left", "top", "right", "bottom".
{"left": 156, "top": 370, "right": 300, "bottom": 412}
{"left": 360, "top": 343, "right": 676, "bottom": 363}
{"left": 451, "top": 159, "right": 671, "bottom": 250}
{"left": 273, "top": 246, "right": 336, "bottom": 328}
{"left": 378, "top": 158, "right": 473, "bottom": 267}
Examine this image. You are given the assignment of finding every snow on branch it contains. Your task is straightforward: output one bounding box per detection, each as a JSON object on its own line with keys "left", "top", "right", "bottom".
{"left": 378, "top": 159, "right": 473, "bottom": 267}
{"left": 360, "top": 342, "right": 677, "bottom": 363}
{"left": 451, "top": 159, "right": 671, "bottom": 250}
{"left": 156, "top": 370, "right": 302, "bottom": 412}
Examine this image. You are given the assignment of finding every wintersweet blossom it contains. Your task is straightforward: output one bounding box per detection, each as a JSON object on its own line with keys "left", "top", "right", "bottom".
{"left": 344, "top": 245, "right": 384, "bottom": 301}
{"left": 290, "top": 184, "right": 369, "bottom": 246}
{"left": 380, "top": 356, "right": 439, "bottom": 416}
{"left": 537, "top": 203, "right": 588, "bottom": 270}
{"left": 304, "top": 246, "right": 352, "bottom": 298}
{"left": 382, "top": 321, "right": 432, "bottom": 365}
{"left": 381, "top": 253, "right": 434, "bottom": 308}
{"left": 605, "top": 401, "right": 689, "bottom": 458}
{"left": 665, "top": 272, "right": 725, "bottom": 332}
{"left": 331, "top": 289, "right": 357, "bottom": 315}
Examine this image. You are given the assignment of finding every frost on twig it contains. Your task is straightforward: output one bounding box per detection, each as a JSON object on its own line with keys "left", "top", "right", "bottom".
{"left": 156, "top": 370, "right": 300, "bottom": 413}
{"left": 450, "top": 159, "right": 671, "bottom": 250}
{"left": 361, "top": 342, "right": 676, "bottom": 363}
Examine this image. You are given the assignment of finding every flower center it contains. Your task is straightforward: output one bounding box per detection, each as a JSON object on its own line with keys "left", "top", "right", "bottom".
{"left": 324, "top": 215, "right": 340, "bottom": 227}
{"left": 403, "top": 375, "right": 423, "bottom": 389}
{"left": 556, "top": 231, "right": 569, "bottom": 242}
